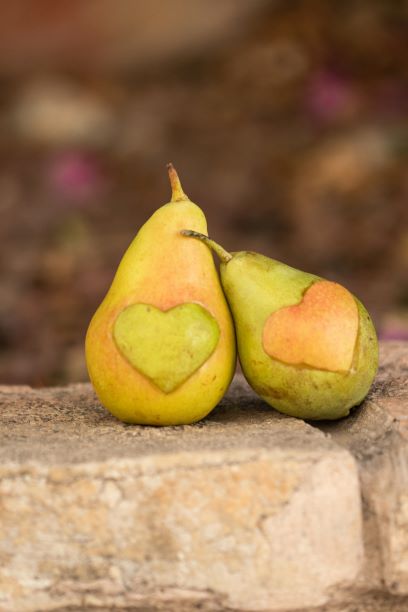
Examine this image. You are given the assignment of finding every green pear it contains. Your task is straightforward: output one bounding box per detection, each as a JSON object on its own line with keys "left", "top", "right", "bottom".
{"left": 181, "top": 230, "right": 378, "bottom": 420}
{"left": 85, "top": 166, "right": 236, "bottom": 426}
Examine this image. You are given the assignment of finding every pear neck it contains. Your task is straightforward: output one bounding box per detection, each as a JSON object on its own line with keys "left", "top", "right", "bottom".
{"left": 180, "top": 230, "right": 233, "bottom": 264}
{"left": 167, "top": 163, "right": 188, "bottom": 202}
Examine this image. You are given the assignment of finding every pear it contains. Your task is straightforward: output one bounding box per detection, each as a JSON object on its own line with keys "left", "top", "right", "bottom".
{"left": 181, "top": 231, "right": 378, "bottom": 420}
{"left": 85, "top": 166, "right": 236, "bottom": 425}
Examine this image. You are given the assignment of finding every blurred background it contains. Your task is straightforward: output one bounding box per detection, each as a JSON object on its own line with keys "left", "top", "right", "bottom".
{"left": 0, "top": 0, "right": 407, "bottom": 385}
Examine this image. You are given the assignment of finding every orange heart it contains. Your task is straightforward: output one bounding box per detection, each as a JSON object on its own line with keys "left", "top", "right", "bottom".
{"left": 262, "top": 280, "right": 358, "bottom": 372}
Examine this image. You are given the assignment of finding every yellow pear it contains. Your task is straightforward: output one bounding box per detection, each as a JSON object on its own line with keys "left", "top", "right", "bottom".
{"left": 86, "top": 165, "right": 236, "bottom": 425}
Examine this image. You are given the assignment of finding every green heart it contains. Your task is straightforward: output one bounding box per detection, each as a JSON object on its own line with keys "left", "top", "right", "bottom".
{"left": 113, "top": 303, "right": 220, "bottom": 393}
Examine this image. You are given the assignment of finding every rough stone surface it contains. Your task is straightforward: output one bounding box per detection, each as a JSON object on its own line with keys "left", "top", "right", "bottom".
{"left": 0, "top": 342, "right": 407, "bottom": 612}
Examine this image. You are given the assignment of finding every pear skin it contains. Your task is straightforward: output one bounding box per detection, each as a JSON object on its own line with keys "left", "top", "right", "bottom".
{"left": 85, "top": 166, "right": 236, "bottom": 425}
{"left": 181, "top": 231, "right": 378, "bottom": 420}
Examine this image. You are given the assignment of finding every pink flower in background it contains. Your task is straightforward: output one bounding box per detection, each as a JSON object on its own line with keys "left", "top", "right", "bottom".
{"left": 306, "top": 70, "right": 357, "bottom": 122}
{"left": 379, "top": 311, "right": 408, "bottom": 341}
{"left": 379, "top": 325, "right": 408, "bottom": 342}
{"left": 48, "top": 151, "right": 105, "bottom": 205}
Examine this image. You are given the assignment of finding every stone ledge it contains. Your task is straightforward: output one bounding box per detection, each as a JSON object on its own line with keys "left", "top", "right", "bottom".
{"left": 0, "top": 342, "right": 407, "bottom": 612}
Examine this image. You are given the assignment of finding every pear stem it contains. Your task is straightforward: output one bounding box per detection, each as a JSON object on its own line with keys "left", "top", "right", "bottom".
{"left": 181, "top": 230, "right": 233, "bottom": 263}
{"left": 167, "top": 163, "right": 187, "bottom": 201}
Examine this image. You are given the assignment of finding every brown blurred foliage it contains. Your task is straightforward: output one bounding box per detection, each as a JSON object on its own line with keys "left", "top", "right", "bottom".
{"left": 0, "top": 0, "right": 407, "bottom": 385}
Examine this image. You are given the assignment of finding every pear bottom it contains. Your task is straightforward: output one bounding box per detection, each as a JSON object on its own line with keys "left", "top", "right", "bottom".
{"left": 241, "top": 301, "right": 378, "bottom": 420}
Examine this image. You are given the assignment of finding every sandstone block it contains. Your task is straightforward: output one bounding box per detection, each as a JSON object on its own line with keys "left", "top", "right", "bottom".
{"left": 0, "top": 342, "right": 407, "bottom": 611}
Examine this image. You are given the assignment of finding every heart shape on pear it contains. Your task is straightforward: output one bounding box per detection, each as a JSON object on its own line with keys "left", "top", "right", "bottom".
{"left": 262, "top": 280, "right": 359, "bottom": 372}
{"left": 113, "top": 302, "right": 220, "bottom": 393}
